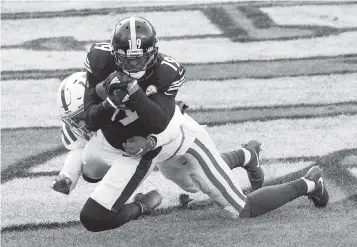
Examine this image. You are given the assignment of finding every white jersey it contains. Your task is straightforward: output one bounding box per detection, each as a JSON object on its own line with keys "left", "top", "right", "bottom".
{"left": 61, "top": 123, "right": 87, "bottom": 151}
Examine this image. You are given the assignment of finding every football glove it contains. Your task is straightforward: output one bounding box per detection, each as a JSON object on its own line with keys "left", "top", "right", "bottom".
{"left": 51, "top": 174, "right": 72, "bottom": 195}
{"left": 104, "top": 89, "right": 129, "bottom": 110}
{"left": 123, "top": 136, "right": 157, "bottom": 156}
{"left": 103, "top": 70, "right": 139, "bottom": 96}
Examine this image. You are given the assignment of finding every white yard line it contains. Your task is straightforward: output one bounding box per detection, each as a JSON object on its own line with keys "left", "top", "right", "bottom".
{"left": 3, "top": 31, "right": 357, "bottom": 70}
{"left": 261, "top": 5, "right": 357, "bottom": 28}
{"left": 2, "top": 73, "right": 357, "bottom": 129}
{"left": 2, "top": 160, "right": 313, "bottom": 227}
{"left": 1, "top": 78, "right": 61, "bottom": 128}
{"left": 2, "top": 11, "right": 221, "bottom": 46}
{"left": 208, "top": 115, "right": 357, "bottom": 158}
{"left": 178, "top": 73, "right": 357, "bottom": 109}
{"left": 2, "top": 74, "right": 357, "bottom": 128}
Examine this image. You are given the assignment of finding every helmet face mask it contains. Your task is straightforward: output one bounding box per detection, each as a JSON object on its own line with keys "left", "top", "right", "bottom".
{"left": 57, "top": 72, "right": 92, "bottom": 140}
{"left": 111, "top": 17, "right": 158, "bottom": 79}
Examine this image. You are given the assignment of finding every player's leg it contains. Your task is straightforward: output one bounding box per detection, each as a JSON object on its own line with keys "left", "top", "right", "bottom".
{"left": 239, "top": 166, "right": 329, "bottom": 217}
{"left": 81, "top": 130, "right": 113, "bottom": 182}
{"left": 182, "top": 129, "right": 247, "bottom": 219}
{"left": 220, "top": 140, "right": 264, "bottom": 190}
{"left": 157, "top": 158, "right": 200, "bottom": 193}
{"left": 80, "top": 142, "right": 162, "bottom": 232}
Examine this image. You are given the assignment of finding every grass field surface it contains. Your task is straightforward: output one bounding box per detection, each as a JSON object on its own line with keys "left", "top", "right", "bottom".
{"left": 2, "top": 10, "right": 221, "bottom": 45}
{"left": 1, "top": 1, "right": 357, "bottom": 247}
{"left": 261, "top": 4, "right": 357, "bottom": 28}
{"left": 3, "top": 73, "right": 356, "bottom": 128}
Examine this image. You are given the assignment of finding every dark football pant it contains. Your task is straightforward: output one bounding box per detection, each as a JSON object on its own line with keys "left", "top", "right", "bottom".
{"left": 220, "top": 149, "right": 309, "bottom": 217}
{"left": 239, "top": 178, "right": 308, "bottom": 217}
{"left": 80, "top": 138, "right": 162, "bottom": 232}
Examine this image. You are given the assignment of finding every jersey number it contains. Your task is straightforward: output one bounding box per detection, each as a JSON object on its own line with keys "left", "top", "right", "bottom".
{"left": 94, "top": 43, "right": 112, "bottom": 51}
{"left": 111, "top": 109, "right": 139, "bottom": 126}
{"left": 161, "top": 57, "right": 180, "bottom": 71}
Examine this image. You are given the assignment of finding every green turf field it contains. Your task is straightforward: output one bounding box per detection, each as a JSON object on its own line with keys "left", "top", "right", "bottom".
{"left": 1, "top": 1, "right": 357, "bottom": 246}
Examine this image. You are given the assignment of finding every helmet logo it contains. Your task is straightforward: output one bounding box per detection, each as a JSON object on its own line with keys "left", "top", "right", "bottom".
{"left": 146, "top": 85, "right": 157, "bottom": 96}
{"left": 61, "top": 88, "right": 71, "bottom": 111}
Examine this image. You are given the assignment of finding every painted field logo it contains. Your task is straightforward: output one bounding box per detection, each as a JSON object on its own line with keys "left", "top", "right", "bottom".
{"left": 146, "top": 85, "right": 157, "bottom": 96}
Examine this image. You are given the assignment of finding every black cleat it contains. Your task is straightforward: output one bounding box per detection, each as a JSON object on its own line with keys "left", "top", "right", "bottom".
{"left": 304, "top": 166, "right": 329, "bottom": 208}
{"left": 133, "top": 190, "right": 163, "bottom": 214}
{"left": 242, "top": 140, "right": 264, "bottom": 191}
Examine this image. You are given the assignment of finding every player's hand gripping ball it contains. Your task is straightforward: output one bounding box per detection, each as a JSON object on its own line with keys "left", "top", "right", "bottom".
{"left": 95, "top": 70, "right": 136, "bottom": 100}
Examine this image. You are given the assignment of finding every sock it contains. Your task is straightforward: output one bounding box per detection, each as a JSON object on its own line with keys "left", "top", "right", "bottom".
{"left": 240, "top": 178, "right": 308, "bottom": 217}
{"left": 301, "top": 177, "right": 316, "bottom": 193}
{"left": 220, "top": 149, "right": 246, "bottom": 170}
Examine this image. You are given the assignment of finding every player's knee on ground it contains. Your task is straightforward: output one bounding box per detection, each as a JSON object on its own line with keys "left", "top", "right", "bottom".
{"left": 80, "top": 198, "right": 111, "bottom": 232}
{"left": 239, "top": 196, "right": 253, "bottom": 218}
{"left": 80, "top": 197, "right": 141, "bottom": 232}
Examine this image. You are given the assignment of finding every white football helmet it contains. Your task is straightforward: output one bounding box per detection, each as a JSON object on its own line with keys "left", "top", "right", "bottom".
{"left": 57, "top": 72, "right": 92, "bottom": 139}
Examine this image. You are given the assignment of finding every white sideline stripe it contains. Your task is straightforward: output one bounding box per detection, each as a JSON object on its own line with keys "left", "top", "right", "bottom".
{"left": 2, "top": 160, "right": 316, "bottom": 227}
{"left": 3, "top": 31, "right": 357, "bottom": 70}
{"left": 1, "top": 78, "right": 61, "bottom": 129}
{"left": 2, "top": 11, "right": 221, "bottom": 46}
{"left": 261, "top": 5, "right": 357, "bottom": 28}
{"left": 178, "top": 73, "right": 357, "bottom": 109}
{"left": 2, "top": 73, "right": 357, "bottom": 129}
{"left": 208, "top": 115, "right": 357, "bottom": 158}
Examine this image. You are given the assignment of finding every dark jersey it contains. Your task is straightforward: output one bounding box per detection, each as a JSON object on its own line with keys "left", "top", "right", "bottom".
{"left": 83, "top": 42, "right": 186, "bottom": 150}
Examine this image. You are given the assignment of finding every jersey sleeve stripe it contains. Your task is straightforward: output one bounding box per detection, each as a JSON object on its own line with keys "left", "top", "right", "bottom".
{"left": 167, "top": 77, "right": 185, "bottom": 92}
{"left": 84, "top": 56, "right": 92, "bottom": 73}
{"left": 64, "top": 124, "right": 78, "bottom": 142}
{"left": 61, "top": 130, "right": 71, "bottom": 145}
{"left": 171, "top": 76, "right": 185, "bottom": 87}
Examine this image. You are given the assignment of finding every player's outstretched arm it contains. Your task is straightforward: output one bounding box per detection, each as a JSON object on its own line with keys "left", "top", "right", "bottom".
{"left": 52, "top": 149, "right": 83, "bottom": 195}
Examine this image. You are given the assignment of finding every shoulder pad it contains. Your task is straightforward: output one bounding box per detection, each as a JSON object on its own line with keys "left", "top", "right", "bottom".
{"left": 61, "top": 124, "right": 87, "bottom": 151}
{"left": 84, "top": 43, "right": 117, "bottom": 82}
{"left": 154, "top": 54, "right": 185, "bottom": 96}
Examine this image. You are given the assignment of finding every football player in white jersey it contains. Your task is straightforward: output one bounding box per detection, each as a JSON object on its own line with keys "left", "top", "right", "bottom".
{"left": 54, "top": 72, "right": 329, "bottom": 232}
{"left": 53, "top": 72, "right": 263, "bottom": 196}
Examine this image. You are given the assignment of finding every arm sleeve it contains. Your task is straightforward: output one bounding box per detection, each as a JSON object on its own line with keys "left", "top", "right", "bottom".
{"left": 83, "top": 72, "right": 115, "bottom": 131}
{"left": 126, "top": 89, "right": 176, "bottom": 134}
{"left": 149, "top": 105, "right": 183, "bottom": 148}
{"left": 61, "top": 124, "right": 87, "bottom": 150}
{"left": 59, "top": 148, "right": 83, "bottom": 192}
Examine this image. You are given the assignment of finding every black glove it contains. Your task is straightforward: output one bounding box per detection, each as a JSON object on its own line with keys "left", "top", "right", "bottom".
{"left": 104, "top": 89, "right": 129, "bottom": 109}
{"left": 103, "top": 70, "right": 139, "bottom": 95}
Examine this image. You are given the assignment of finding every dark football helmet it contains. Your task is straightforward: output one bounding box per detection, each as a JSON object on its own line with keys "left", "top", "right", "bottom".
{"left": 111, "top": 16, "right": 158, "bottom": 79}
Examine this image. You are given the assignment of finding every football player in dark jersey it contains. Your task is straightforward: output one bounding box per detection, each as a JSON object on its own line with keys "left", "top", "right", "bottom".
{"left": 80, "top": 16, "right": 187, "bottom": 232}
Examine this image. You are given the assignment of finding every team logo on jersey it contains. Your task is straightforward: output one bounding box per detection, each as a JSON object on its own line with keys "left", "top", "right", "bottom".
{"left": 146, "top": 85, "right": 157, "bottom": 96}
